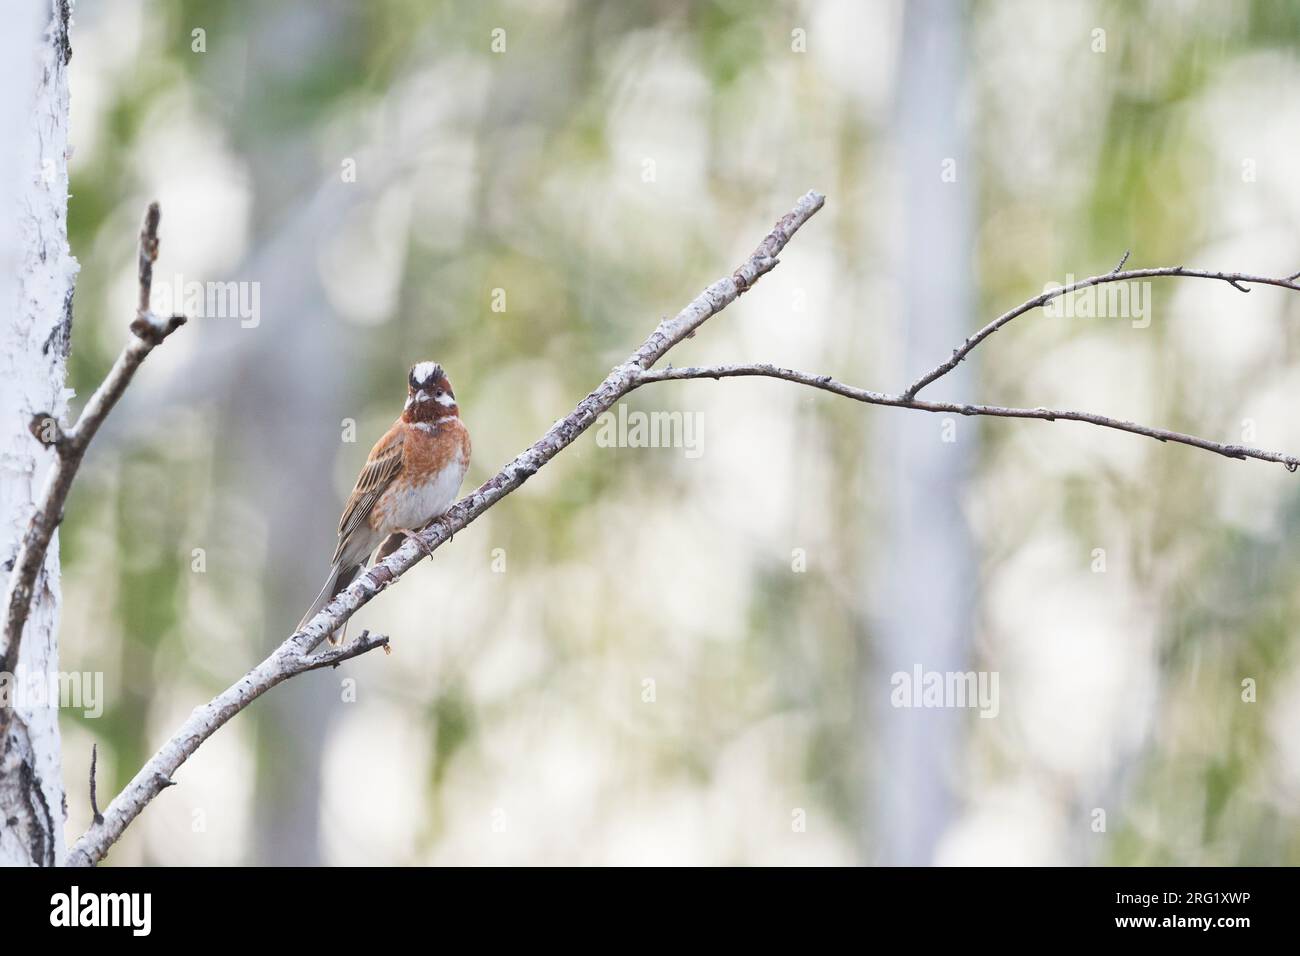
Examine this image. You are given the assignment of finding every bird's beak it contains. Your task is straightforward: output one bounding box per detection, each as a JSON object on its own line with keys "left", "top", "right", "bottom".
{"left": 414, "top": 389, "right": 431, "bottom": 403}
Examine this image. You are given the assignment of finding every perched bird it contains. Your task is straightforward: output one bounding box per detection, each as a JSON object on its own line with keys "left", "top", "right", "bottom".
{"left": 298, "top": 361, "right": 471, "bottom": 643}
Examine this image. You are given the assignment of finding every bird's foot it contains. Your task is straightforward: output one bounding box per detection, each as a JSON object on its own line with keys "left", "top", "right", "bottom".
{"left": 397, "top": 527, "right": 436, "bottom": 558}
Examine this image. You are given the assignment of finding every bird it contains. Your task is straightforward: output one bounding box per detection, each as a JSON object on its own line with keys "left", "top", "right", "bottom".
{"left": 298, "top": 361, "right": 471, "bottom": 644}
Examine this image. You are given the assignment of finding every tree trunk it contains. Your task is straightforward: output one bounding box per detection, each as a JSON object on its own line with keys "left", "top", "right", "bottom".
{"left": 0, "top": 0, "right": 75, "bottom": 867}
{"left": 867, "top": 0, "right": 974, "bottom": 865}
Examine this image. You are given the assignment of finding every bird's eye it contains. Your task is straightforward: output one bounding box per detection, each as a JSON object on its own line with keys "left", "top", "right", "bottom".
{"left": 435, "top": 388, "right": 445, "bottom": 398}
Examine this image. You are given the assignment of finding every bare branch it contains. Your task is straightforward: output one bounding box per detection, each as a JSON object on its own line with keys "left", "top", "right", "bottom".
{"left": 135, "top": 202, "right": 160, "bottom": 317}
{"left": 89, "top": 743, "right": 103, "bottom": 826}
{"left": 0, "top": 204, "right": 186, "bottom": 728}
{"left": 63, "top": 190, "right": 827, "bottom": 866}
{"left": 63, "top": 629, "right": 390, "bottom": 867}
{"left": 296, "top": 629, "right": 391, "bottom": 672}
{"left": 902, "top": 265, "right": 1300, "bottom": 400}
{"left": 635, "top": 364, "right": 1300, "bottom": 471}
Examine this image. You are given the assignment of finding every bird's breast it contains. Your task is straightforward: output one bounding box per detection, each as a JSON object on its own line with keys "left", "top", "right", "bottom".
{"left": 373, "top": 419, "right": 469, "bottom": 532}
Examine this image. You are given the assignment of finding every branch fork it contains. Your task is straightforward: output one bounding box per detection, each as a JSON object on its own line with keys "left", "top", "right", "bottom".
{"left": 1, "top": 204, "right": 190, "bottom": 717}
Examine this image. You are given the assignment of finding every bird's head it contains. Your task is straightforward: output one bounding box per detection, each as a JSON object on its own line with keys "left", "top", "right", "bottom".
{"left": 403, "top": 361, "right": 458, "bottom": 423}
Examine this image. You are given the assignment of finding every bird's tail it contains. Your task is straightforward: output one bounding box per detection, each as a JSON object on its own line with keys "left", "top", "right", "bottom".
{"left": 297, "top": 561, "right": 365, "bottom": 643}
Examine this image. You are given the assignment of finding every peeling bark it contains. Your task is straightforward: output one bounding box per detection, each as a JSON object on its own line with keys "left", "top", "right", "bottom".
{"left": 0, "top": 0, "right": 76, "bottom": 866}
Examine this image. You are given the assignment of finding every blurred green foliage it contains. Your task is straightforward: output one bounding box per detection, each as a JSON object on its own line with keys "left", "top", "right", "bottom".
{"left": 58, "top": 0, "right": 1300, "bottom": 864}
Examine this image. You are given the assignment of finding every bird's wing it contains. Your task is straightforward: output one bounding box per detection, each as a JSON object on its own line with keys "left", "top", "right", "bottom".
{"left": 332, "top": 423, "right": 405, "bottom": 564}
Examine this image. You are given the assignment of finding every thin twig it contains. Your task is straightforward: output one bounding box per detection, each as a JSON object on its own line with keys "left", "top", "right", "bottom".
{"left": 0, "top": 203, "right": 186, "bottom": 735}
{"left": 634, "top": 364, "right": 1300, "bottom": 471}
{"left": 89, "top": 743, "right": 103, "bottom": 826}
{"left": 136, "top": 203, "right": 160, "bottom": 317}
{"left": 296, "top": 629, "right": 390, "bottom": 672}
{"left": 63, "top": 190, "right": 828, "bottom": 866}
{"left": 902, "top": 266, "right": 1300, "bottom": 400}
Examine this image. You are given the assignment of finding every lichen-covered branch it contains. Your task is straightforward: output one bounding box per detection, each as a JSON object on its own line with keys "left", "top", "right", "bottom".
{"left": 63, "top": 630, "right": 389, "bottom": 867}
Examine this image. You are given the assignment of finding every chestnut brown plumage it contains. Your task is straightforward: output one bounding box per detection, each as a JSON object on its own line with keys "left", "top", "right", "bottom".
{"left": 298, "top": 362, "right": 471, "bottom": 642}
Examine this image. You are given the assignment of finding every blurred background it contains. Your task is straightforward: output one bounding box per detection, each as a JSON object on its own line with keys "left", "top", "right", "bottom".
{"left": 55, "top": 0, "right": 1300, "bottom": 865}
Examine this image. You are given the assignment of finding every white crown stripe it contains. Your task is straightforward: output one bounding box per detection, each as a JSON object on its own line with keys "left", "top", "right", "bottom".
{"left": 410, "top": 361, "right": 443, "bottom": 385}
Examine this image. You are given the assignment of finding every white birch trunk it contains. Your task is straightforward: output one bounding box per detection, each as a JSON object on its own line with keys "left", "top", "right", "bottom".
{"left": 0, "top": 0, "right": 76, "bottom": 867}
